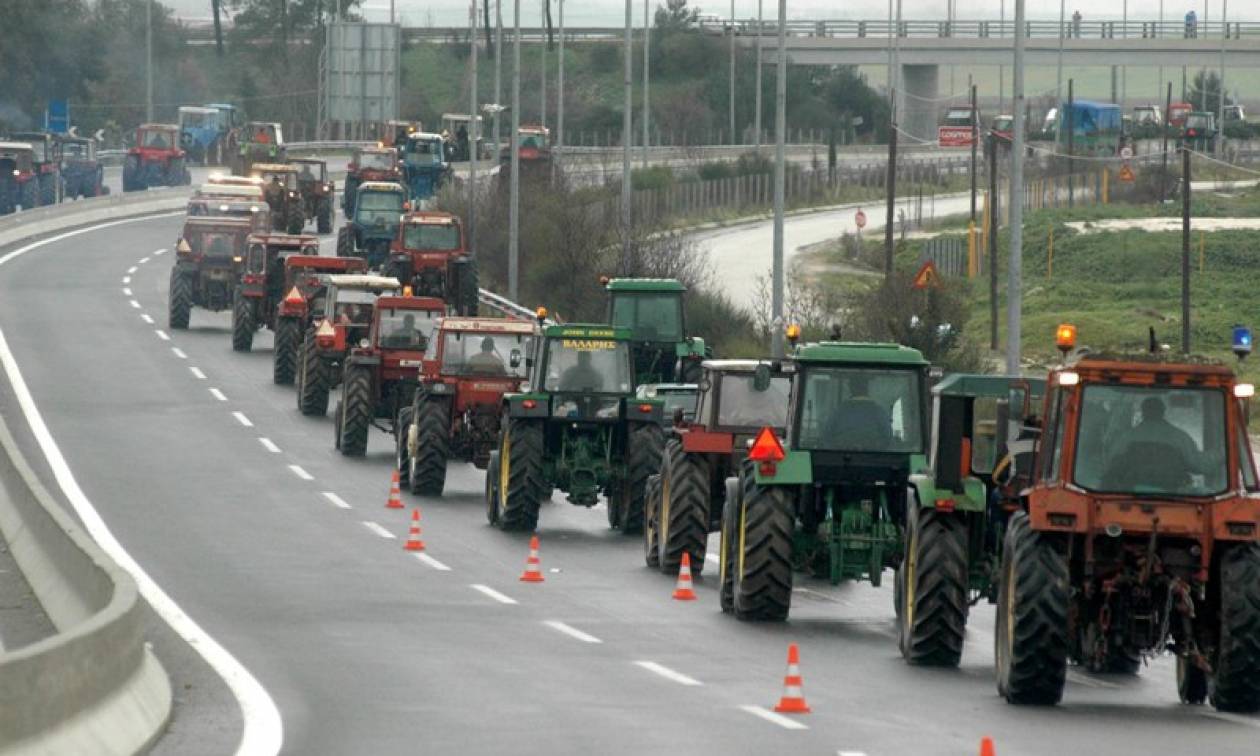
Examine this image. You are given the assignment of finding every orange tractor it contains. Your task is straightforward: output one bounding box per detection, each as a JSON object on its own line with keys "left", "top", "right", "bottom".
{"left": 384, "top": 211, "right": 479, "bottom": 317}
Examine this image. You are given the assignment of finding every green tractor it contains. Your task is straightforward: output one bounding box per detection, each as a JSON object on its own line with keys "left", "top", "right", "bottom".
{"left": 605, "top": 278, "right": 708, "bottom": 385}
{"left": 718, "top": 339, "right": 930, "bottom": 621}
{"left": 486, "top": 322, "right": 665, "bottom": 533}
{"left": 896, "top": 374, "right": 1045, "bottom": 667}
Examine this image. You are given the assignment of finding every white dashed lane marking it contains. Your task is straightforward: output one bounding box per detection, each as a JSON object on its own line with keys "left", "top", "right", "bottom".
{"left": 127, "top": 265, "right": 137, "bottom": 273}
{"left": 189, "top": 367, "right": 206, "bottom": 380}
{"left": 288, "top": 465, "right": 313, "bottom": 481}
{"left": 209, "top": 388, "right": 228, "bottom": 401}
{"left": 258, "top": 438, "right": 280, "bottom": 453}
{"left": 232, "top": 411, "right": 253, "bottom": 428}
{"left": 123, "top": 287, "right": 132, "bottom": 296}
{"left": 414, "top": 553, "right": 451, "bottom": 571}
{"left": 739, "top": 705, "right": 809, "bottom": 730}
{"left": 321, "top": 492, "right": 351, "bottom": 509}
{"left": 140, "top": 314, "right": 154, "bottom": 324}
{"left": 470, "top": 584, "right": 518, "bottom": 605}
{"left": 129, "top": 299, "right": 141, "bottom": 309}
{"left": 634, "top": 661, "right": 703, "bottom": 687}
{"left": 154, "top": 330, "right": 170, "bottom": 341}
{"left": 122, "top": 276, "right": 131, "bottom": 284}
{"left": 171, "top": 348, "right": 187, "bottom": 359}
{"left": 543, "top": 620, "right": 602, "bottom": 644}
{"left": 138, "top": 256, "right": 150, "bottom": 264}
{"left": 361, "top": 521, "right": 395, "bottom": 539}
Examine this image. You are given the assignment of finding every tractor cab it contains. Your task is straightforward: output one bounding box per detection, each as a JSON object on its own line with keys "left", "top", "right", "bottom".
{"left": 382, "top": 120, "right": 421, "bottom": 150}
{"left": 241, "top": 233, "right": 320, "bottom": 302}
{"left": 530, "top": 324, "right": 637, "bottom": 398}
{"left": 236, "top": 121, "right": 285, "bottom": 175}
{"left": 291, "top": 158, "right": 334, "bottom": 233}
{"left": 187, "top": 197, "right": 270, "bottom": 230}
{"left": 339, "top": 181, "right": 409, "bottom": 267}
{"left": 426, "top": 317, "right": 534, "bottom": 380}
{"left": 58, "top": 135, "right": 96, "bottom": 165}
{"left": 386, "top": 211, "right": 477, "bottom": 315}
{"left": 278, "top": 255, "right": 368, "bottom": 322}
{"left": 135, "top": 124, "right": 181, "bottom": 153}
{"left": 291, "top": 158, "right": 328, "bottom": 190}
{"left": 605, "top": 277, "right": 707, "bottom": 384}
{"left": 316, "top": 274, "right": 403, "bottom": 353}
{"left": 344, "top": 147, "right": 402, "bottom": 216}
{"left": 125, "top": 124, "right": 188, "bottom": 191}
{"left": 250, "top": 163, "right": 303, "bottom": 233}
{"left": 400, "top": 132, "right": 451, "bottom": 201}
{"left": 364, "top": 294, "right": 445, "bottom": 355}
{"left": 440, "top": 113, "right": 486, "bottom": 161}
{"left": 0, "top": 142, "right": 36, "bottom": 179}
{"left": 636, "top": 383, "right": 699, "bottom": 428}
{"left": 178, "top": 217, "right": 252, "bottom": 267}
{"left": 0, "top": 142, "right": 39, "bottom": 213}
{"left": 501, "top": 125, "right": 551, "bottom": 164}
{"left": 251, "top": 163, "right": 299, "bottom": 191}
{"left": 10, "top": 132, "right": 59, "bottom": 171}
{"left": 179, "top": 106, "right": 221, "bottom": 159}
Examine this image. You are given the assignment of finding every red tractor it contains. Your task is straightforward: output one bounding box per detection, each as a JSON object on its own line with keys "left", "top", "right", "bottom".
{"left": 399, "top": 317, "right": 537, "bottom": 494}
{"left": 272, "top": 255, "right": 368, "bottom": 385}
{"left": 169, "top": 216, "right": 255, "bottom": 329}
{"left": 343, "top": 146, "right": 402, "bottom": 218}
{"left": 231, "top": 233, "right": 321, "bottom": 352}
{"left": 0, "top": 142, "right": 40, "bottom": 213}
{"left": 384, "top": 211, "right": 479, "bottom": 317}
{"left": 10, "top": 132, "right": 63, "bottom": 205}
{"left": 333, "top": 293, "right": 446, "bottom": 456}
{"left": 123, "top": 124, "right": 191, "bottom": 191}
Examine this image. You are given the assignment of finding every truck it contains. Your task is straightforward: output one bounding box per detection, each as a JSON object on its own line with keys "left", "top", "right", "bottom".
{"left": 123, "top": 124, "right": 190, "bottom": 191}
{"left": 168, "top": 216, "right": 255, "bottom": 329}
{"left": 384, "top": 211, "right": 478, "bottom": 316}
{"left": 336, "top": 181, "right": 409, "bottom": 269}
{"left": 271, "top": 255, "right": 368, "bottom": 385}
{"left": 231, "top": 232, "right": 321, "bottom": 352}
{"left": 605, "top": 277, "right": 708, "bottom": 385}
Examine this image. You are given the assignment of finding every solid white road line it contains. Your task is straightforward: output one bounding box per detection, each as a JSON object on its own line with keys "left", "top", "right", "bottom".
{"left": 258, "top": 438, "right": 280, "bottom": 453}
{"left": 127, "top": 265, "right": 137, "bottom": 273}
{"left": 189, "top": 367, "right": 206, "bottom": 380}
{"left": 470, "top": 584, "right": 518, "bottom": 605}
{"left": 138, "top": 256, "right": 150, "bottom": 264}
{"left": 543, "top": 620, "right": 602, "bottom": 644}
{"left": 232, "top": 412, "right": 253, "bottom": 428}
{"left": 140, "top": 314, "right": 154, "bottom": 324}
{"left": 0, "top": 216, "right": 283, "bottom": 756}
{"left": 122, "top": 287, "right": 132, "bottom": 296}
{"left": 171, "top": 347, "right": 187, "bottom": 359}
{"left": 413, "top": 553, "right": 451, "bottom": 571}
{"left": 288, "top": 465, "right": 313, "bottom": 481}
{"left": 360, "top": 521, "right": 395, "bottom": 539}
{"left": 634, "top": 661, "right": 703, "bottom": 687}
{"left": 321, "top": 492, "right": 352, "bottom": 509}
{"left": 209, "top": 388, "right": 228, "bottom": 401}
{"left": 154, "top": 330, "right": 170, "bottom": 341}
{"left": 738, "top": 705, "right": 809, "bottom": 731}
{"left": 129, "top": 299, "right": 141, "bottom": 309}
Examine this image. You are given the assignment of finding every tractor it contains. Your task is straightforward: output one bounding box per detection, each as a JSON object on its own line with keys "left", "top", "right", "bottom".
{"left": 234, "top": 121, "right": 285, "bottom": 176}
{"left": 187, "top": 195, "right": 271, "bottom": 227}
{"left": 250, "top": 163, "right": 305, "bottom": 235}
{"left": 440, "top": 113, "right": 488, "bottom": 161}
{"left": 0, "top": 142, "right": 40, "bottom": 214}
{"left": 168, "top": 216, "right": 255, "bottom": 329}
{"left": 57, "top": 135, "right": 106, "bottom": 199}
{"left": 291, "top": 158, "right": 334, "bottom": 234}
{"left": 123, "top": 124, "right": 190, "bottom": 191}
{"left": 336, "top": 181, "right": 408, "bottom": 269}
{"left": 10, "top": 132, "right": 62, "bottom": 205}
{"left": 384, "top": 211, "right": 478, "bottom": 316}
{"left": 343, "top": 147, "right": 402, "bottom": 217}
{"left": 895, "top": 374, "right": 1045, "bottom": 668}
{"left": 635, "top": 383, "right": 699, "bottom": 429}
{"left": 992, "top": 327, "right": 1260, "bottom": 711}
{"left": 295, "top": 274, "right": 401, "bottom": 416}
{"left": 498, "top": 125, "right": 551, "bottom": 182}
{"left": 231, "top": 233, "right": 321, "bottom": 352}
{"left": 643, "top": 360, "right": 792, "bottom": 575}
{"left": 401, "top": 317, "right": 537, "bottom": 495}
{"left": 605, "top": 277, "right": 708, "bottom": 385}
{"left": 178, "top": 106, "right": 225, "bottom": 165}
{"left": 485, "top": 321, "right": 665, "bottom": 533}
{"left": 271, "top": 254, "right": 368, "bottom": 385}
{"left": 399, "top": 131, "right": 451, "bottom": 202}
{"left": 718, "top": 335, "right": 930, "bottom": 621}
{"left": 381, "top": 120, "right": 421, "bottom": 152}
{"left": 333, "top": 293, "right": 446, "bottom": 456}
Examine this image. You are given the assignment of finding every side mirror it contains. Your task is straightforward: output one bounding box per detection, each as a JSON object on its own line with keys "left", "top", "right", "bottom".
{"left": 509, "top": 349, "right": 522, "bottom": 368}
{"left": 753, "top": 364, "right": 772, "bottom": 392}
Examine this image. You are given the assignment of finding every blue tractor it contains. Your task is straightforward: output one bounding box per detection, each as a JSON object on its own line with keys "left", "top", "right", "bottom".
{"left": 400, "top": 132, "right": 451, "bottom": 203}
{"left": 335, "top": 181, "right": 408, "bottom": 269}
{"left": 179, "top": 105, "right": 235, "bottom": 165}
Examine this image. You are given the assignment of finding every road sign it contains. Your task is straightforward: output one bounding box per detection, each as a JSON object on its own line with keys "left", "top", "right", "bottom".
{"left": 912, "top": 260, "right": 941, "bottom": 289}
{"left": 854, "top": 209, "right": 867, "bottom": 229}
{"left": 1118, "top": 164, "right": 1136, "bottom": 183}
{"left": 45, "top": 100, "right": 69, "bottom": 134}
{"left": 1120, "top": 145, "right": 1134, "bottom": 160}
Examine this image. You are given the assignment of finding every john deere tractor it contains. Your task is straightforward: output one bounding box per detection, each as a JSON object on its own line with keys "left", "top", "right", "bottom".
{"left": 605, "top": 278, "right": 708, "bottom": 385}
{"left": 486, "top": 322, "right": 665, "bottom": 533}
{"left": 719, "top": 337, "right": 930, "bottom": 620}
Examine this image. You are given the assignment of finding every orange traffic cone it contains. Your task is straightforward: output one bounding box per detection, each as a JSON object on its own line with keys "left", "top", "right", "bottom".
{"left": 519, "top": 535, "right": 545, "bottom": 582}
{"left": 773, "top": 643, "right": 811, "bottom": 714}
{"left": 979, "top": 737, "right": 995, "bottom": 756}
{"left": 671, "top": 552, "right": 698, "bottom": 601}
{"left": 404, "top": 508, "right": 425, "bottom": 551}
{"left": 385, "top": 470, "right": 403, "bottom": 510}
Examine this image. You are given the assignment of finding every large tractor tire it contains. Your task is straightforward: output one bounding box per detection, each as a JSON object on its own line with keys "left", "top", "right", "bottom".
{"left": 231, "top": 290, "right": 255, "bottom": 352}
{"left": 122, "top": 157, "right": 141, "bottom": 192}
{"left": 485, "top": 451, "right": 502, "bottom": 526}
{"left": 409, "top": 399, "right": 451, "bottom": 496}
{"left": 1177, "top": 655, "right": 1209, "bottom": 705}
{"left": 297, "top": 328, "right": 330, "bottom": 416}
{"left": 20, "top": 180, "right": 39, "bottom": 209}
{"left": 336, "top": 226, "right": 354, "bottom": 258}
{"left": 618, "top": 422, "right": 664, "bottom": 534}
{"left": 1209, "top": 542, "right": 1260, "bottom": 713}
{"left": 39, "top": 174, "right": 57, "bottom": 206}
{"left": 317, "top": 200, "right": 333, "bottom": 234}
{"left": 491, "top": 419, "right": 544, "bottom": 531}
{"left": 165, "top": 158, "right": 187, "bottom": 188}
{"left": 995, "top": 511, "right": 1069, "bottom": 705}
{"left": 897, "top": 505, "right": 969, "bottom": 667}
{"left": 456, "top": 258, "right": 479, "bottom": 316}
{"left": 732, "top": 473, "right": 795, "bottom": 622}
{"left": 657, "top": 439, "right": 711, "bottom": 575}
{"left": 0, "top": 179, "right": 15, "bottom": 215}
{"left": 642, "top": 475, "right": 662, "bottom": 569}
{"left": 168, "top": 270, "right": 192, "bottom": 330}
{"left": 337, "top": 366, "right": 374, "bottom": 457}
{"left": 718, "top": 477, "right": 741, "bottom": 614}
{"left": 395, "top": 407, "right": 413, "bottom": 488}
{"left": 286, "top": 209, "right": 304, "bottom": 235}
{"left": 272, "top": 317, "right": 300, "bottom": 385}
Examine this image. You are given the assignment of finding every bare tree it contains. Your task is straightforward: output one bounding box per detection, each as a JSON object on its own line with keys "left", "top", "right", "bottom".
{"left": 544, "top": 0, "right": 555, "bottom": 50}
{"left": 483, "top": 0, "right": 494, "bottom": 56}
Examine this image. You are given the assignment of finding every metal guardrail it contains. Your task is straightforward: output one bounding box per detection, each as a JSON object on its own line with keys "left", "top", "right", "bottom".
{"left": 698, "top": 18, "right": 1260, "bottom": 40}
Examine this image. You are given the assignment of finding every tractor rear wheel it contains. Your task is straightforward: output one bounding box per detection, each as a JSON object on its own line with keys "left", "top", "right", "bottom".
{"left": 457, "top": 258, "right": 479, "bottom": 316}
{"left": 231, "top": 290, "right": 255, "bottom": 352}
{"left": 165, "top": 158, "right": 186, "bottom": 187}
{"left": 1209, "top": 542, "right": 1260, "bottom": 713}
{"left": 898, "top": 506, "right": 969, "bottom": 667}
{"left": 20, "top": 180, "right": 39, "bottom": 209}
{"left": 493, "top": 419, "right": 544, "bottom": 532}
{"left": 272, "top": 317, "right": 300, "bottom": 384}
{"left": 39, "top": 174, "right": 56, "bottom": 206}
{"left": 995, "top": 511, "right": 1069, "bottom": 705}
{"left": 718, "top": 477, "right": 741, "bottom": 614}
{"left": 485, "top": 451, "right": 502, "bottom": 526}
{"left": 297, "top": 328, "right": 330, "bottom": 416}
{"left": 337, "top": 366, "right": 373, "bottom": 457}
{"left": 732, "top": 473, "right": 795, "bottom": 621}
{"left": 642, "top": 475, "right": 662, "bottom": 569}
{"left": 317, "top": 200, "right": 332, "bottom": 234}
{"left": 336, "top": 226, "right": 353, "bottom": 258}
{"left": 0, "top": 179, "right": 14, "bottom": 215}
{"left": 619, "top": 423, "right": 664, "bottom": 534}
{"left": 286, "top": 209, "right": 303, "bottom": 235}
{"left": 395, "top": 407, "right": 413, "bottom": 488}
{"left": 122, "top": 157, "right": 141, "bottom": 192}
{"left": 1177, "top": 655, "right": 1209, "bottom": 705}
{"left": 658, "top": 439, "right": 711, "bottom": 575}
{"left": 168, "top": 270, "right": 192, "bottom": 330}
{"left": 409, "top": 399, "right": 451, "bottom": 496}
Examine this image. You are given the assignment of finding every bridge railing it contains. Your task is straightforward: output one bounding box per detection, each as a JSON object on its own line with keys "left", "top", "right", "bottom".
{"left": 699, "top": 18, "right": 1260, "bottom": 41}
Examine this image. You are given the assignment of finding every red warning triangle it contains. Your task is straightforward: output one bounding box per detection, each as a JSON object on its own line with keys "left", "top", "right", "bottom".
{"left": 912, "top": 260, "right": 942, "bottom": 289}
{"left": 1118, "top": 164, "right": 1136, "bottom": 183}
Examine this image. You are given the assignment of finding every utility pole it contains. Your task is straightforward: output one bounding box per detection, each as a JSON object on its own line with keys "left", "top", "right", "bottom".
{"left": 622, "top": 0, "right": 632, "bottom": 271}
{"left": 494, "top": 0, "right": 503, "bottom": 157}
{"left": 883, "top": 0, "right": 901, "bottom": 276}
{"left": 1181, "top": 142, "right": 1192, "bottom": 353}
{"left": 1007, "top": 0, "right": 1026, "bottom": 376}
{"left": 540, "top": 1, "right": 547, "bottom": 129}
{"left": 1121, "top": 0, "right": 1127, "bottom": 110}
{"left": 146, "top": 0, "right": 153, "bottom": 122}
{"left": 988, "top": 133, "right": 999, "bottom": 351}
{"left": 1161, "top": 81, "right": 1172, "bottom": 202}
{"left": 999, "top": 0, "right": 1006, "bottom": 115}
{"left": 970, "top": 84, "right": 978, "bottom": 222}
{"left": 729, "top": 0, "right": 736, "bottom": 144}
{"left": 642, "top": 0, "right": 650, "bottom": 167}
{"left": 509, "top": 0, "right": 521, "bottom": 301}
{"left": 469, "top": 0, "right": 478, "bottom": 257}
{"left": 557, "top": 0, "right": 565, "bottom": 174}
{"left": 1055, "top": 0, "right": 1064, "bottom": 151}
{"left": 1218, "top": 0, "right": 1228, "bottom": 155}
{"left": 1158, "top": 0, "right": 1164, "bottom": 105}
{"left": 770, "top": 0, "right": 787, "bottom": 358}
{"left": 1067, "top": 78, "right": 1075, "bottom": 208}
{"left": 754, "top": 0, "right": 763, "bottom": 152}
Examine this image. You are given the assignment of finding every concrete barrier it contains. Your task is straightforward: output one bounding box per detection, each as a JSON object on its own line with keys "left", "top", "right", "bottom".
{"left": 0, "top": 187, "right": 191, "bottom": 251}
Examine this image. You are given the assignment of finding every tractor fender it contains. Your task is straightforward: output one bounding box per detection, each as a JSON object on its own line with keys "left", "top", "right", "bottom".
{"left": 347, "top": 354, "right": 381, "bottom": 367}
{"left": 173, "top": 259, "right": 200, "bottom": 275}
{"left": 908, "top": 474, "right": 987, "bottom": 514}
{"left": 503, "top": 394, "right": 549, "bottom": 419}
{"left": 626, "top": 399, "right": 664, "bottom": 424}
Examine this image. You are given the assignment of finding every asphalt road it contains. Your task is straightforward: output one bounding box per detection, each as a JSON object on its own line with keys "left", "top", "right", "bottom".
{"left": 2, "top": 214, "right": 1260, "bottom": 755}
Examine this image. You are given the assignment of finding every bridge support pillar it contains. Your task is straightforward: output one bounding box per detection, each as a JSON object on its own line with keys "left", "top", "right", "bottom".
{"left": 900, "top": 64, "right": 940, "bottom": 144}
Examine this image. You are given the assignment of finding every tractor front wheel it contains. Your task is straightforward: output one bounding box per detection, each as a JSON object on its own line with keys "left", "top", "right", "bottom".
{"left": 297, "top": 328, "right": 330, "bottom": 416}
{"left": 336, "top": 226, "right": 354, "bottom": 258}
{"left": 658, "top": 438, "right": 711, "bottom": 575}
{"left": 409, "top": 399, "right": 451, "bottom": 496}
{"left": 317, "top": 200, "right": 333, "bottom": 234}
{"left": 231, "top": 290, "right": 255, "bottom": 352}
{"left": 273, "top": 317, "right": 300, "bottom": 384}
{"left": 337, "top": 367, "right": 374, "bottom": 456}
{"left": 493, "top": 419, "right": 544, "bottom": 532}
{"left": 898, "top": 505, "right": 969, "bottom": 667}
{"left": 642, "top": 475, "right": 662, "bottom": 569}
{"left": 619, "top": 422, "right": 664, "bottom": 534}
{"left": 995, "top": 511, "right": 1069, "bottom": 705}
{"left": 395, "top": 407, "right": 413, "bottom": 488}
{"left": 168, "top": 270, "right": 192, "bottom": 330}
{"left": 732, "top": 473, "right": 794, "bottom": 622}
{"left": 1209, "top": 542, "right": 1260, "bottom": 713}
{"left": 718, "top": 477, "right": 741, "bottom": 614}
{"left": 39, "top": 174, "right": 57, "bottom": 206}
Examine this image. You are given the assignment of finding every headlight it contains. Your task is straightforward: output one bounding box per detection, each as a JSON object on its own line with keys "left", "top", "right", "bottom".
{"left": 428, "top": 382, "right": 451, "bottom": 394}
{"left": 359, "top": 338, "right": 370, "bottom": 349}
{"left": 11, "top": 170, "right": 18, "bottom": 176}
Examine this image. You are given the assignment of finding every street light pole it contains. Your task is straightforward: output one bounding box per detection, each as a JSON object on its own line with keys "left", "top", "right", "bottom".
{"left": 557, "top": 0, "right": 565, "bottom": 174}
{"left": 1218, "top": 0, "right": 1228, "bottom": 155}
{"left": 1007, "top": 0, "right": 1027, "bottom": 375}
{"left": 729, "top": 0, "right": 736, "bottom": 144}
{"left": 146, "top": 0, "right": 153, "bottom": 122}
{"left": 622, "top": 0, "right": 633, "bottom": 271}
{"left": 494, "top": 0, "right": 503, "bottom": 157}
{"left": 540, "top": 1, "right": 547, "bottom": 129}
{"left": 642, "top": 0, "right": 650, "bottom": 167}
{"left": 770, "top": 0, "right": 786, "bottom": 359}
{"left": 469, "top": 0, "right": 478, "bottom": 256}
{"left": 509, "top": 0, "right": 521, "bottom": 301}
{"left": 999, "top": 0, "right": 1006, "bottom": 115}
{"left": 1055, "top": 0, "right": 1064, "bottom": 151}
{"left": 754, "top": 0, "right": 762, "bottom": 152}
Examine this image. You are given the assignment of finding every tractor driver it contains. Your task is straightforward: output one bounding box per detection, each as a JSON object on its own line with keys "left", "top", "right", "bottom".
{"left": 388, "top": 313, "right": 423, "bottom": 347}
{"left": 466, "top": 337, "right": 506, "bottom": 375}
{"left": 148, "top": 130, "right": 168, "bottom": 149}
{"left": 831, "top": 373, "right": 892, "bottom": 449}
{"left": 299, "top": 163, "right": 315, "bottom": 182}
{"left": 1100, "top": 396, "right": 1203, "bottom": 489}
{"left": 558, "top": 350, "right": 604, "bottom": 392}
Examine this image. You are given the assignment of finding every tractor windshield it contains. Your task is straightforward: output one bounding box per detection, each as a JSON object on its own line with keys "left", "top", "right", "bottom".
{"left": 357, "top": 191, "right": 405, "bottom": 225}
{"left": 610, "top": 293, "right": 683, "bottom": 343}
{"left": 181, "top": 110, "right": 214, "bottom": 128}
{"left": 295, "top": 162, "right": 325, "bottom": 182}
{"left": 796, "top": 366, "right": 924, "bottom": 453}
{"left": 1073, "top": 384, "right": 1228, "bottom": 497}
{"left": 943, "top": 108, "right": 974, "bottom": 127}
{"left": 403, "top": 223, "right": 461, "bottom": 251}
{"left": 404, "top": 139, "right": 444, "bottom": 167}
{"left": 199, "top": 232, "right": 238, "bottom": 259}
{"left": 543, "top": 337, "right": 633, "bottom": 394}
{"left": 437, "top": 331, "right": 531, "bottom": 377}
{"left": 140, "top": 130, "right": 174, "bottom": 149}
{"left": 377, "top": 308, "right": 438, "bottom": 350}
{"left": 62, "top": 142, "right": 90, "bottom": 160}
{"left": 26, "top": 142, "right": 48, "bottom": 162}
{"left": 717, "top": 374, "right": 791, "bottom": 428}
{"left": 360, "top": 151, "right": 396, "bottom": 171}
{"left": 261, "top": 172, "right": 297, "bottom": 190}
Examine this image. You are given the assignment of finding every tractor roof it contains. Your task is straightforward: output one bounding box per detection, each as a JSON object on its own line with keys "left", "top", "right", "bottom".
{"left": 404, "top": 211, "right": 458, "bottom": 225}
{"left": 0, "top": 142, "right": 35, "bottom": 152}
{"left": 326, "top": 274, "right": 400, "bottom": 290}
{"left": 377, "top": 295, "right": 446, "bottom": 311}
{"left": 792, "top": 341, "right": 929, "bottom": 367}
{"left": 290, "top": 157, "right": 326, "bottom": 166}
{"left": 139, "top": 123, "right": 179, "bottom": 131}
{"left": 179, "top": 106, "right": 218, "bottom": 114}
{"left": 543, "top": 324, "right": 632, "bottom": 341}
{"left": 252, "top": 163, "right": 296, "bottom": 173}
{"left": 358, "top": 146, "right": 397, "bottom": 155}
{"left": 246, "top": 232, "right": 319, "bottom": 247}
{"left": 208, "top": 174, "right": 264, "bottom": 185}
{"left": 197, "top": 184, "right": 265, "bottom": 199}
{"left": 933, "top": 373, "right": 1046, "bottom": 399}
{"left": 638, "top": 383, "right": 698, "bottom": 395}
{"left": 183, "top": 217, "right": 253, "bottom": 231}
{"left": 605, "top": 278, "right": 687, "bottom": 293}
{"left": 246, "top": 121, "right": 281, "bottom": 128}
{"left": 285, "top": 254, "right": 366, "bottom": 272}
{"left": 438, "top": 317, "right": 536, "bottom": 335}
{"left": 407, "top": 132, "right": 444, "bottom": 141}
{"left": 1063, "top": 354, "right": 1236, "bottom": 383}
{"left": 701, "top": 359, "right": 775, "bottom": 373}
{"left": 359, "top": 181, "right": 406, "bottom": 192}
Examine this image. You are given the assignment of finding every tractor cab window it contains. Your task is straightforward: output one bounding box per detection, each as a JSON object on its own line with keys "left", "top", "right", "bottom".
{"left": 201, "top": 233, "right": 236, "bottom": 258}
{"left": 246, "top": 244, "right": 267, "bottom": 272}
{"left": 377, "top": 308, "right": 437, "bottom": 349}
{"left": 543, "top": 338, "right": 633, "bottom": 394}
{"left": 62, "top": 142, "right": 89, "bottom": 160}
{"left": 518, "top": 133, "right": 545, "bottom": 149}
{"left": 439, "top": 331, "right": 531, "bottom": 377}
{"left": 942, "top": 108, "right": 975, "bottom": 127}
{"left": 140, "top": 130, "right": 172, "bottom": 149}
{"left": 403, "top": 223, "right": 461, "bottom": 251}
{"left": 1074, "top": 385, "right": 1228, "bottom": 497}
{"left": 296, "top": 162, "right": 325, "bottom": 182}
{"left": 332, "top": 290, "right": 378, "bottom": 339}
{"left": 360, "top": 151, "right": 396, "bottom": 171}
{"left": 1238, "top": 421, "right": 1259, "bottom": 492}
{"left": 356, "top": 191, "right": 405, "bottom": 225}
{"left": 261, "top": 172, "right": 296, "bottom": 190}
{"left": 404, "top": 139, "right": 444, "bottom": 167}
{"left": 796, "top": 367, "right": 924, "bottom": 453}
{"left": 970, "top": 397, "right": 1001, "bottom": 474}
{"left": 610, "top": 293, "right": 683, "bottom": 343}
{"left": 26, "top": 141, "right": 48, "bottom": 162}
{"left": 717, "top": 373, "right": 791, "bottom": 428}
{"left": 181, "top": 110, "right": 214, "bottom": 128}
